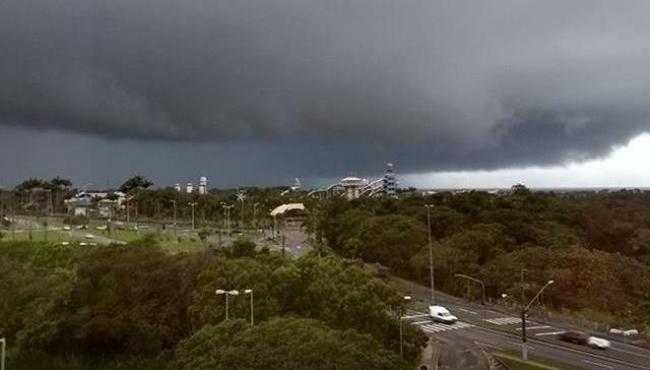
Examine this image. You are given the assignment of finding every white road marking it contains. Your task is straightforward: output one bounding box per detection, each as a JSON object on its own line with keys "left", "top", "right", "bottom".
{"left": 534, "top": 331, "right": 565, "bottom": 337}
{"left": 402, "top": 314, "right": 429, "bottom": 320}
{"left": 459, "top": 308, "right": 477, "bottom": 315}
{"left": 415, "top": 321, "right": 473, "bottom": 334}
{"left": 411, "top": 320, "right": 431, "bottom": 325}
{"left": 485, "top": 317, "right": 524, "bottom": 325}
{"left": 515, "top": 325, "right": 551, "bottom": 331}
{"left": 582, "top": 360, "right": 613, "bottom": 369}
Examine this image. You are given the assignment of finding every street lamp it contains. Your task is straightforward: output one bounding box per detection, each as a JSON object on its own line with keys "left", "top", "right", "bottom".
{"left": 221, "top": 203, "right": 233, "bottom": 235}
{"left": 399, "top": 295, "right": 412, "bottom": 358}
{"left": 188, "top": 202, "right": 197, "bottom": 230}
{"left": 237, "top": 191, "right": 246, "bottom": 228}
{"left": 0, "top": 337, "right": 5, "bottom": 370}
{"left": 244, "top": 289, "right": 254, "bottom": 325}
{"left": 455, "top": 273, "right": 487, "bottom": 318}
{"left": 424, "top": 204, "right": 435, "bottom": 304}
{"left": 521, "top": 280, "right": 554, "bottom": 361}
{"left": 215, "top": 289, "right": 240, "bottom": 320}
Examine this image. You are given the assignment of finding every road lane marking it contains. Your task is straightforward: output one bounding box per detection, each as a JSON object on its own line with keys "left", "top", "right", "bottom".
{"left": 515, "top": 325, "right": 551, "bottom": 331}
{"left": 411, "top": 320, "right": 431, "bottom": 325}
{"left": 471, "top": 324, "right": 650, "bottom": 370}
{"left": 582, "top": 360, "right": 613, "bottom": 369}
{"left": 535, "top": 331, "right": 564, "bottom": 337}
{"left": 459, "top": 308, "right": 477, "bottom": 315}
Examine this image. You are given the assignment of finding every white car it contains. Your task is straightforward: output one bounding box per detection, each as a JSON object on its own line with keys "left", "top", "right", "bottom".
{"left": 429, "top": 305, "right": 458, "bottom": 324}
{"left": 85, "top": 233, "right": 95, "bottom": 239}
{"left": 588, "top": 336, "right": 611, "bottom": 350}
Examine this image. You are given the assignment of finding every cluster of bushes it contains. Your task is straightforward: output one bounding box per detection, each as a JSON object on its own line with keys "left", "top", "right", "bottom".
{"left": 0, "top": 238, "right": 425, "bottom": 369}
{"left": 319, "top": 190, "right": 650, "bottom": 327}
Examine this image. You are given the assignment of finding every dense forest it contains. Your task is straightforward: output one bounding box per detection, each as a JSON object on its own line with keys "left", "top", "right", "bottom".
{"left": 0, "top": 237, "right": 425, "bottom": 369}
{"left": 316, "top": 188, "right": 650, "bottom": 328}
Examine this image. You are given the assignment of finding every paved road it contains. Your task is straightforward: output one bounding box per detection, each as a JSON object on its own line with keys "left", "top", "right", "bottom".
{"left": 394, "top": 276, "right": 650, "bottom": 369}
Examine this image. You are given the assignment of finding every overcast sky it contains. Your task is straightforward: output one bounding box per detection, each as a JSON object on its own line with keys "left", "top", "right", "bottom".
{"left": 2, "top": 1, "right": 650, "bottom": 188}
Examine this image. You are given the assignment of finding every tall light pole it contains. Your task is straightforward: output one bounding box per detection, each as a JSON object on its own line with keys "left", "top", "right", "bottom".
{"left": 424, "top": 204, "right": 435, "bottom": 304}
{"left": 170, "top": 199, "right": 177, "bottom": 238}
{"left": 455, "top": 273, "right": 487, "bottom": 319}
{"left": 1, "top": 337, "right": 5, "bottom": 370}
{"left": 521, "top": 280, "right": 554, "bottom": 361}
{"left": 244, "top": 289, "right": 254, "bottom": 325}
{"left": 399, "top": 295, "right": 412, "bottom": 358}
{"left": 237, "top": 191, "right": 246, "bottom": 229}
{"left": 222, "top": 204, "right": 233, "bottom": 235}
{"left": 188, "top": 202, "right": 197, "bottom": 230}
{"left": 215, "top": 289, "right": 240, "bottom": 320}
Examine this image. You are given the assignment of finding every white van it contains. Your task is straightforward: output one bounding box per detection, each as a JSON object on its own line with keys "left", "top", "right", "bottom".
{"left": 429, "top": 305, "right": 458, "bottom": 324}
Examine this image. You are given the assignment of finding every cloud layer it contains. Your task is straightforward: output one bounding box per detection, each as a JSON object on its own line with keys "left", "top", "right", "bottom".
{"left": 2, "top": 0, "right": 650, "bottom": 175}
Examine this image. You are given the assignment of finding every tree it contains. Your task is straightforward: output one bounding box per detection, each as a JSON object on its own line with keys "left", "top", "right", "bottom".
{"left": 231, "top": 237, "right": 256, "bottom": 257}
{"left": 119, "top": 175, "right": 153, "bottom": 194}
{"left": 175, "top": 318, "right": 411, "bottom": 370}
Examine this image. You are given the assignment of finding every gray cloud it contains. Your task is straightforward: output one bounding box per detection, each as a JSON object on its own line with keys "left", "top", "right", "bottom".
{"left": 2, "top": 0, "right": 650, "bottom": 178}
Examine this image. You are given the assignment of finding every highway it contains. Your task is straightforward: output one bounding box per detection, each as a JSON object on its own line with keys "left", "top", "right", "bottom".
{"left": 394, "top": 277, "right": 650, "bottom": 369}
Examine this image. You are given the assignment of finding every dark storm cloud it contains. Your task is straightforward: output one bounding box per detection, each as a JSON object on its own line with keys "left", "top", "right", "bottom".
{"left": 2, "top": 0, "right": 650, "bottom": 175}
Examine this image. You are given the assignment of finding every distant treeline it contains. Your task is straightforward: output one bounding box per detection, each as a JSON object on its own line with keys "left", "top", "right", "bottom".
{"left": 316, "top": 187, "right": 650, "bottom": 327}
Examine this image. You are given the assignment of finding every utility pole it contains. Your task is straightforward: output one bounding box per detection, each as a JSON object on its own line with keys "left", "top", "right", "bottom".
{"left": 188, "top": 202, "right": 197, "bottom": 230}
{"left": 0, "top": 337, "right": 5, "bottom": 370}
{"left": 237, "top": 190, "right": 246, "bottom": 229}
{"left": 521, "top": 280, "right": 554, "bottom": 360}
{"left": 222, "top": 203, "right": 233, "bottom": 235}
{"left": 170, "top": 199, "right": 177, "bottom": 238}
{"left": 521, "top": 266, "right": 526, "bottom": 305}
{"left": 425, "top": 204, "right": 435, "bottom": 304}
{"left": 126, "top": 197, "right": 130, "bottom": 229}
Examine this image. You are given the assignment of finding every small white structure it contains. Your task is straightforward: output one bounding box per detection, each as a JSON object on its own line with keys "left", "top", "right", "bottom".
{"left": 198, "top": 176, "right": 208, "bottom": 195}
{"left": 341, "top": 176, "right": 368, "bottom": 200}
{"left": 270, "top": 203, "right": 306, "bottom": 217}
{"left": 186, "top": 182, "right": 193, "bottom": 194}
{"left": 174, "top": 183, "right": 181, "bottom": 192}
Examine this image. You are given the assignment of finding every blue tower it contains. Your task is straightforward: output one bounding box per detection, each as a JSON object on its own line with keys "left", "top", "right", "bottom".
{"left": 383, "top": 162, "right": 397, "bottom": 198}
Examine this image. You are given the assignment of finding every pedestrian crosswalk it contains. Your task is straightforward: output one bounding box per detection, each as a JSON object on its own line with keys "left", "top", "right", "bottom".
{"left": 485, "top": 317, "right": 524, "bottom": 325}
{"left": 417, "top": 321, "right": 474, "bottom": 334}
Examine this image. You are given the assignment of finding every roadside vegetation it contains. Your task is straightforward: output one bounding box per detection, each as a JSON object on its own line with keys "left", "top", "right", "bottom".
{"left": 316, "top": 187, "right": 650, "bottom": 329}
{"left": 0, "top": 236, "right": 425, "bottom": 369}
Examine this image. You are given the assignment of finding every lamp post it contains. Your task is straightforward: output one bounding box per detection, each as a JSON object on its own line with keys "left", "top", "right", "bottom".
{"left": 244, "top": 289, "right": 254, "bottom": 325}
{"left": 455, "top": 273, "right": 487, "bottom": 319}
{"left": 424, "top": 204, "right": 435, "bottom": 304}
{"left": 221, "top": 204, "right": 233, "bottom": 235}
{"left": 399, "top": 295, "right": 412, "bottom": 358}
{"left": 170, "top": 199, "right": 177, "bottom": 238}
{"left": 215, "top": 289, "right": 240, "bottom": 320}
{"left": 1, "top": 337, "right": 5, "bottom": 370}
{"left": 237, "top": 191, "right": 246, "bottom": 228}
{"left": 521, "top": 280, "right": 554, "bottom": 360}
{"left": 188, "top": 202, "right": 197, "bottom": 230}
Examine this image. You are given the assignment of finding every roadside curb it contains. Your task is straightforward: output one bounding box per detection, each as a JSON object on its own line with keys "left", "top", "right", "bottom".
{"left": 477, "top": 344, "right": 507, "bottom": 370}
